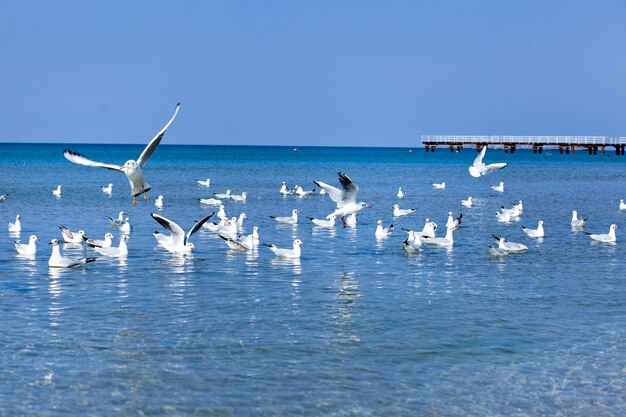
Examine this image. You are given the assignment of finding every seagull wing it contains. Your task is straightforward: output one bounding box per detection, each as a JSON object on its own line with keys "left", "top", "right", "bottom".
{"left": 482, "top": 162, "right": 508, "bottom": 174}
{"left": 314, "top": 180, "right": 343, "bottom": 206}
{"left": 151, "top": 213, "right": 185, "bottom": 247}
{"left": 137, "top": 103, "right": 180, "bottom": 168}
{"left": 185, "top": 212, "right": 214, "bottom": 245}
{"left": 338, "top": 172, "right": 358, "bottom": 205}
{"left": 63, "top": 150, "right": 122, "bottom": 171}
{"left": 473, "top": 146, "right": 487, "bottom": 167}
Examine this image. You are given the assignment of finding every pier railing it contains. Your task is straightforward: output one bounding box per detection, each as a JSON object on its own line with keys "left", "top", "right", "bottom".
{"left": 421, "top": 135, "right": 610, "bottom": 145}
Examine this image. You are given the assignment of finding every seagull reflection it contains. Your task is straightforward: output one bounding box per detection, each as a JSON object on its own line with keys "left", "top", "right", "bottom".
{"left": 47, "top": 274, "right": 63, "bottom": 328}
{"left": 312, "top": 226, "right": 336, "bottom": 239}
{"left": 271, "top": 257, "right": 302, "bottom": 275}
{"left": 166, "top": 253, "right": 195, "bottom": 275}
{"left": 14, "top": 253, "right": 37, "bottom": 277}
{"left": 332, "top": 272, "right": 362, "bottom": 342}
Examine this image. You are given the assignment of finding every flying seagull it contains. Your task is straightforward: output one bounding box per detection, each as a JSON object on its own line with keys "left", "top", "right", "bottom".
{"left": 63, "top": 103, "right": 180, "bottom": 204}
{"left": 469, "top": 146, "right": 507, "bottom": 177}
{"left": 150, "top": 212, "right": 214, "bottom": 253}
{"left": 314, "top": 172, "right": 371, "bottom": 227}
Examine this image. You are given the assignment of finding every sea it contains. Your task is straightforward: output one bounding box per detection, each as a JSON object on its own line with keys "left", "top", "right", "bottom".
{"left": 0, "top": 143, "right": 625, "bottom": 416}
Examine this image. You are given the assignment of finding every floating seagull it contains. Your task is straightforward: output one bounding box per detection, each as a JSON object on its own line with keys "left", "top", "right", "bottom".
{"left": 95, "top": 235, "right": 129, "bottom": 258}
{"left": 196, "top": 178, "right": 211, "bottom": 187}
{"left": 199, "top": 198, "right": 222, "bottom": 206}
{"left": 488, "top": 245, "right": 509, "bottom": 257}
{"left": 217, "top": 217, "right": 238, "bottom": 239}
{"left": 461, "top": 196, "right": 473, "bottom": 208}
{"left": 0, "top": 194, "right": 8, "bottom": 202}
{"left": 375, "top": 220, "right": 394, "bottom": 239}
{"left": 101, "top": 183, "right": 113, "bottom": 194}
{"left": 264, "top": 239, "right": 303, "bottom": 258}
{"left": 315, "top": 172, "right": 371, "bottom": 226}
{"left": 345, "top": 213, "right": 357, "bottom": 227}
{"left": 279, "top": 182, "right": 291, "bottom": 195}
{"left": 491, "top": 182, "right": 505, "bottom": 193}
{"left": 586, "top": 224, "right": 618, "bottom": 243}
{"left": 202, "top": 217, "right": 228, "bottom": 232}
{"left": 270, "top": 209, "right": 300, "bottom": 224}
{"left": 84, "top": 232, "right": 114, "bottom": 248}
{"left": 108, "top": 211, "right": 126, "bottom": 227}
{"left": 495, "top": 209, "right": 511, "bottom": 223}
{"left": 235, "top": 213, "right": 247, "bottom": 229}
{"left": 8, "top": 215, "right": 21, "bottom": 233}
{"left": 59, "top": 225, "right": 85, "bottom": 243}
{"left": 393, "top": 204, "right": 416, "bottom": 217}
{"left": 230, "top": 192, "right": 247, "bottom": 202}
{"left": 446, "top": 212, "right": 462, "bottom": 228}
{"left": 155, "top": 195, "right": 164, "bottom": 208}
{"left": 214, "top": 190, "right": 231, "bottom": 199}
{"left": 423, "top": 226, "right": 456, "bottom": 247}
{"left": 469, "top": 146, "right": 507, "bottom": 177}
{"left": 620, "top": 199, "right": 626, "bottom": 210}
{"left": 432, "top": 182, "right": 446, "bottom": 189}
{"left": 52, "top": 185, "right": 62, "bottom": 197}
{"left": 403, "top": 230, "right": 422, "bottom": 253}
{"left": 220, "top": 234, "right": 255, "bottom": 252}
{"left": 63, "top": 103, "right": 180, "bottom": 205}
{"left": 295, "top": 186, "right": 315, "bottom": 197}
{"left": 216, "top": 205, "right": 227, "bottom": 220}
{"left": 491, "top": 235, "right": 528, "bottom": 252}
{"left": 14, "top": 235, "right": 39, "bottom": 256}
{"left": 522, "top": 220, "right": 544, "bottom": 238}
{"left": 420, "top": 219, "right": 438, "bottom": 238}
{"left": 308, "top": 215, "right": 336, "bottom": 228}
{"left": 397, "top": 187, "right": 406, "bottom": 198}
{"left": 501, "top": 203, "right": 521, "bottom": 218}
{"left": 151, "top": 212, "right": 214, "bottom": 253}
{"left": 48, "top": 239, "right": 96, "bottom": 268}
{"left": 571, "top": 210, "right": 587, "bottom": 228}
{"left": 120, "top": 218, "right": 133, "bottom": 234}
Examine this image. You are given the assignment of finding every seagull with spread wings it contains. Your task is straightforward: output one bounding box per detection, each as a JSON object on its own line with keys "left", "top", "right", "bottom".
{"left": 314, "top": 172, "right": 371, "bottom": 227}
{"left": 151, "top": 212, "right": 213, "bottom": 253}
{"left": 63, "top": 103, "right": 180, "bottom": 204}
{"left": 469, "top": 146, "right": 507, "bottom": 177}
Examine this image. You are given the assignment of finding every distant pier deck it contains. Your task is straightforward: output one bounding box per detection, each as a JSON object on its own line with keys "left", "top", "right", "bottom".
{"left": 421, "top": 135, "right": 626, "bottom": 155}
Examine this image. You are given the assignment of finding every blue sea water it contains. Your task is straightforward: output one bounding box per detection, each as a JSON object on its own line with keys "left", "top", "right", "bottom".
{"left": 0, "top": 143, "right": 625, "bottom": 416}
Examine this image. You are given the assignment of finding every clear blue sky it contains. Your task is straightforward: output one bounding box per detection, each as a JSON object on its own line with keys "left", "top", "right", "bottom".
{"left": 2, "top": 1, "right": 626, "bottom": 147}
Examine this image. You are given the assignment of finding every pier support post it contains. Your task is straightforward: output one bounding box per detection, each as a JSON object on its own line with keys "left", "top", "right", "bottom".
{"left": 510, "top": 144, "right": 516, "bottom": 153}
{"left": 588, "top": 146, "right": 592, "bottom": 155}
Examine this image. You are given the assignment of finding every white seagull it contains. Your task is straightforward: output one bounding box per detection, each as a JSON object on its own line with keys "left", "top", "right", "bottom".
{"left": 198, "top": 198, "right": 222, "bottom": 206}
{"left": 403, "top": 230, "right": 422, "bottom": 253}
{"left": 393, "top": 204, "right": 416, "bottom": 217}
{"left": 491, "top": 235, "right": 528, "bottom": 252}
{"left": 446, "top": 212, "right": 462, "bottom": 228}
{"left": 63, "top": 103, "right": 180, "bottom": 205}
{"left": 488, "top": 245, "right": 509, "bottom": 257}
{"left": 196, "top": 178, "right": 211, "bottom": 187}
{"left": 108, "top": 211, "right": 126, "bottom": 227}
{"left": 0, "top": 194, "right": 8, "bottom": 202}
{"left": 279, "top": 182, "right": 291, "bottom": 195}
{"left": 52, "top": 185, "right": 62, "bottom": 196}
{"left": 314, "top": 172, "right": 371, "bottom": 226}
{"left": 495, "top": 209, "right": 511, "bottom": 223}
{"left": 8, "top": 215, "right": 21, "bottom": 233}
{"left": 155, "top": 195, "right": 164, "bottom": 208}
{"left": 202, "top": 217, "right": 228, "bottom": 232}
{"left": 522, "top": 220, "right": 545, "bottom": 238}
{"left": 571, "top": 210, "right": 587, "bottom": 228}
{"left": 264, "top": 239, "right": 303, "bottom": 258}
{"left": 48, "top": 239, "right": 96, "bottom": 268}
{"left": 220, "top": 234, "right": 255, "bottom": 252}
{"left": 95, "top": 235, "right": 129, "bottom": 258}
{"left": 491, "top": 182, "right": 505, "bottom": 193}
{"left": 295, "top": 186, "right": 315, "bottom": 197}
{"left": 101, "top": 183, "right": 113, "bottom": 194}
{"left": 423, "top": 226, "right": 457, "bottom": 247}
{"left": 214, "top": 190, "right": 231, "bottom": 199}
{"left": 345, "top": 213, "right": 357, "bottom": 227}
{"left": 586, "top": 224, "right": 619, "bottom": 243}
{"left": 432, "top": 182, "right": 446, "bottom": 189}
{"left": 216, "top": 205, "right": 227, "bottom": 220}
{"left": 620, "top": 199, "right": 626, "bottom": 210}
{"left": 308, "top": 215, "right": 336, "bottom": 228}
{"left": 270, "top": 209, "right": 300, "bottom": 225}
{"left": 151, "top": 212, "right": 214, "bottom": 253}
{"left": 84, "top": 232, "right": 114, "bottom": 248}
{"left": 461, "top": 196, "right": 473, "bottom": 208}
{"left": 120, "top": 218, "right": 132, "bottom": 234}
{"left": 397, "top": 187, "right": 406, "bottom": 198}
{"left": 469, "top": 146, "right": 507, "bottom": 177}
{"left": 375, "top": 220, "right": 394, "bottom": 239}
{"left": 59, "top": 225, "right": 85, "bottom": 244}
{"left": 230, "top": 192, "right": 247, "bottom": 202}
{"left": 14, "top": 235, "right": 39, "bottom": 256}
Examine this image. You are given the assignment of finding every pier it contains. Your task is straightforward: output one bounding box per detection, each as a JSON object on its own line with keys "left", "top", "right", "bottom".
{"left": 421, "top": 135, "right": 626, "bottom": 155}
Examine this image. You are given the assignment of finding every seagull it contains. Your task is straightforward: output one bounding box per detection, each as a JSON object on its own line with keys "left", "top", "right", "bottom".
{"left": 235, "top": 213, "right": 247, "bottom": 229}
{"left": 59, "top": 225, "right": 85, "bottom": 243}
{"left": 217, "top": 217, "right": 238, "bottom": 239}
{"left": 214, "top": 190, "right": 231, "bottom": 199}
{"left": 0, "top": 194, "right": 8, "bottom": 202}
{"left": 84, "top": 232, "right": 114, "bottom": 248}
{"left": 393, "top": 204, "right": 416, "bottom": 217}
{"left": 8, "top": 215, "right": 21, "bottom": 233}
{"left": 495, "top": 209, "right": 511, "bottom": 223}
{"left": 469, "top": 146, "right": 507, "bottom": 177}
{"left": 196, "top": 178, "right": 211, "bottom": 187}
{"left": 461, "top": 197, "right": 473, "bottom": 208}
{"left": 488, "top": 245, "right": 509, "bottom": 257}
{"left": 345, "top": 213, "right": 357, "bottom": 227}
{"left": 94, "top": 235, "right": 129, "bottom": 258}
{"left": 571, "top": 210, "right": 587, "bottom": 228}
{"left": 63, "top": 103, "right": 180, "bottom": 205}
{"left": 423, "top": 226, "right": 457, "bottom": 247}
{"left": 155, "top": 195, "right": 164, "bottom": 208}
{"left": 120, "top": 218, "right": 132, "bottom": 234}
{"left": 52, "top": 185, "right": 62, "bottom": 196}
{"left": 295, "top": 186, "right": 315, "bottom": 197}
{"left": 586, "top": 224, "right": 618, "bottom": 243}
{"left": 101, "top": 183, "right": 113, "bottom": 194}
{"left": 308, "top": 215, "right": 336, "bottom": 228}
{"left": 264, "top": 239, "right": 303, "bottom": 258}
{"left": 202, "top": 217, "right": 228, "bottom": 232}
{"left": 216, "top": 205, "right": 227, "bottom": 220}
{"left": 522, "top": 220, "right": 544, "bottom": 238}
{"left": 491, "top": 182, "right": 505, "bottom": 193}
{"left": 491, "top": 235, "right": 528, "bottom": 252}
{"left": 446, "top": 212, "right": 462, "bottom": 228}
{"left": 397, "top": 187, "right": 406, "bottom": 198}
{"left": 420, "top": 218, "right": 438, "bottom": 238}
{"left": 315, "top": 172, "right": 371, "bottom": 226}
{"left": 403, "top": 230, "right": 422, "bottom": 253}
{"left": 220, "top": 234, "right": 255, "bottom": 252}
{"left": 198, "top": 198, "right": 222, "bottom": 206}
{"left": 230, "top": 192, "right": 247, "bottom": 202}
{"left": 14, "top": 235, "right": 39, "bottom": 256}
{"left": 501, "top": 203, "right": 521, "bottom": 218}
{"left": 270, "top": 209, "right": 300, "bottom": 224}
{"left": 48, "top": 239, "right": 96, "bottom": 268}
{"left": 375, "top": 220, "right": 394, "bottom": 239}
{"left": 620, "top": 199, "right": 626, "bottom": 210}
{"left": 108, "top": 211, "right": 126, "bottom": 227}
{"left": 279, "top": 182, "right": 292, "bottom": 195}
{"left": 432, "top": 182, "right": 446, "bottom": 189}
{"left": 151, "top": 212, "right": 214, "bottom": 253}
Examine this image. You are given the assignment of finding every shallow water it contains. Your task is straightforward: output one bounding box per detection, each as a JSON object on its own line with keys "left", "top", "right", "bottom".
{"left": 1, "top": 143, "right": 625, "bottom": 416}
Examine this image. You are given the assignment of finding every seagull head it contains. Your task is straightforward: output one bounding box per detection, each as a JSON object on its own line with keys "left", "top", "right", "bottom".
{"left": 293, "top": 239, "right": 304, "bottom": 246}
{"left": 49, "top": 239, "right": 59, "bottom": 246}
{"left": 186, "top": 242, "right": 196, "bottom": 249}
{"left": 359, "top": 202, "right": 371, "bottom": 209}
{"left": 30, "top": 235, "right": 39, "bottom": 242}
{"left": 121, "top": 160, "right": 138, "bottom": 171}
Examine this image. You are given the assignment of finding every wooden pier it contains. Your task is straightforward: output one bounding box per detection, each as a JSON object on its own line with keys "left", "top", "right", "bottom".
{"left": 421, "top": 135, "right": 626, "bottom": 155}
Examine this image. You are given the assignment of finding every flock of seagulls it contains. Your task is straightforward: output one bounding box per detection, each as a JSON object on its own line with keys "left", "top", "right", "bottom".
{"left": 3, "top": 128, "right": 626, "bottom": 268}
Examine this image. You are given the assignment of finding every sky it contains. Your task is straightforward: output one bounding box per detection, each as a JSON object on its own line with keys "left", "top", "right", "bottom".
{"left": 2, "top": 1, "right": 626, "bottom": 147}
